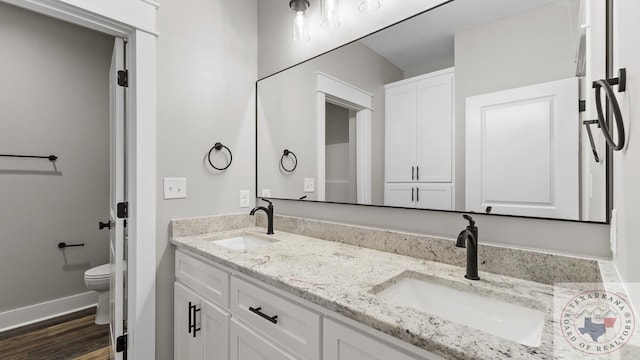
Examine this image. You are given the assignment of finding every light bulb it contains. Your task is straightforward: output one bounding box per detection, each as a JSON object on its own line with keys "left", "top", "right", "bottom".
{"left": 359, "top": 0, "right": 381, "bottom": 13}
{"left": 321, "top": 0, "right": 340, "bottom": 29}
{"left": 292, "top": 10, "right": 310, "bottom": 43}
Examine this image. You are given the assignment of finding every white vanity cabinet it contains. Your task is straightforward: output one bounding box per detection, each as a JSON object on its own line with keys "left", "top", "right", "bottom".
{"left": 384, "top": 68, "right": 454, "bottom": 210}
{"left": 174, "top": 249, "right": 442, "bottom": 360}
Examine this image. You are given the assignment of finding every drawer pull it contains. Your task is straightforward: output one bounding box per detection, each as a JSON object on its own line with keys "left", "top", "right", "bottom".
{"left": 249, "top": 306, "right": 278, "bottom": 324}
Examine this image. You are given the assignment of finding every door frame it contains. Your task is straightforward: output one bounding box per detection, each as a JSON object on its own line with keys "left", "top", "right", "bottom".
{"left": 0, "top": 0, "right": 158, "bottom": 358}
{"left": 316, "top": 72, "right": 373, "bottom": 204}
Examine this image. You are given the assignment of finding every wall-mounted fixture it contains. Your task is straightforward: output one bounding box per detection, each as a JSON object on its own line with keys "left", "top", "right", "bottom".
{"left": 321, "top": 0, "right": 340, "bottom": 29}
{"left": 359, "top": 0, "right": 381, "bottom": 13}
{"left": 280, "top": 149, "right": 298, "bottom": 172}
{"left": 592, "top": 68, "right": 627, "bottom": 151}
{"left": 0, "top": 153, "right": 58, "bottom": 161}
{"left": 207, "top": 142, "right": 233, "bottom": 171}
{"left": 290, "top": 0, "right": 311, "bottom": 43}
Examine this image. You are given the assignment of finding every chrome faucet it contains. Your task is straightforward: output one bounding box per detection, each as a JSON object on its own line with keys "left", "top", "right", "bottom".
{"left": 250, "top": 198, "right": 274, "bottom": 235}
{"left": 456, "top": 214, "right": 480, "bottom": 280}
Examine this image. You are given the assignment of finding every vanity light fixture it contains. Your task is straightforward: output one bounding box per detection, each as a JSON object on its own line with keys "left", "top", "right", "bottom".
{"left": 290, "top": 0, "right": 311, "bottom": 43}
{"left": 321, "top": 0, "right": 340, "bottom": 29}
{"left": 359, "top": 0, "right": 381, "bottom": 13}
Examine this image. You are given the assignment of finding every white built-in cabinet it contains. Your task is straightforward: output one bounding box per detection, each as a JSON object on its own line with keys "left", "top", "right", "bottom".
{"left": 384, "top": 68, "right": 454, "bottom": 210}
{"left": 174, "top": 249, "right": 441, "bottom": 360}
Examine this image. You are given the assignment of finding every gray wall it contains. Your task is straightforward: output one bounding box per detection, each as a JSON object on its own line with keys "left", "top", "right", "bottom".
{"left": 613, "top": 0, "right": 640, "bottom": 315}
{"left": 0, "top": 3, "right": 112, "bottom": 312}
{"left": 453, "top": 2, "right": 579, "bottom": 211}
{"left": 257, "top": 0, "right": 611, "bottom": 257}
{"left": 257, "top": 41, "right": 403, "bottom": 204}
{"left": 155, "top": 0, "right": 257, "bottom": 358}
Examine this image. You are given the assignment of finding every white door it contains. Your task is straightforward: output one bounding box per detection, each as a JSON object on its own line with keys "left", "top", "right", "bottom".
{"left": 384, "top": 183, "right": 415, "bottom": 208}
{"left": 465, "top": 77, "right": 579, "bottom": 219}
{"left": 174, "top": 283, "right": 204, "bottom": 360}
{"left": 416, "top": 72, "right": 453, "bottom": 183}
{"left": 415, "top": 183, "right": 452, "bottom": 210}
{"left": 109, "top": 37, "right": 127, "bottom": 359}
{"left": 385, "top": 84, "right": 417, "bottom": 183}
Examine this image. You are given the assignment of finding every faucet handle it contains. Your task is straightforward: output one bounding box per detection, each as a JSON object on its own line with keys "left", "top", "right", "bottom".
{"left": 261, "top": 198, "right": 273, "bottom": 206}
{"left": 463, "top": 214, "right": 475, "bottom": 226}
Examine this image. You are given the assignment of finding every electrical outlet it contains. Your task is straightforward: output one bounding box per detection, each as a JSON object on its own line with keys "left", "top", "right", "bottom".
{"left": 240, "top": 190, "right": 250, "bottom": 208}
{"left": 261, "top": 189, "right": 271, "bottom": 197}
{"left": 304, "top": 178, "right": 315, "bottom": 193}
{"left": 164, "top": 178, "right": 187, "bottom": 199}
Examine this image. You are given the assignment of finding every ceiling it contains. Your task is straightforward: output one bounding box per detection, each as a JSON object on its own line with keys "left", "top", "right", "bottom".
{"left": 359, "top": 0, "right": 571, "bottom": 72}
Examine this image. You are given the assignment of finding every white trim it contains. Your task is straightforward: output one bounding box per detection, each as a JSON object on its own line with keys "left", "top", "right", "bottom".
{"left": 385, "top": 67, "right": 454, "bottom": 90}
{"left": 316, "top": 73, "right": 373, "bottom": 203}
{"left": 0, "top": 292, "right": 97, "bottom": 333}
{"left": 356, "top": 109, "right": 372, "bottom": 204}
{"left": 317, "top": 72, "right": 373, "bottom": 109}
{"left": 0, "top": 1, "right": 158, "bottom": 358}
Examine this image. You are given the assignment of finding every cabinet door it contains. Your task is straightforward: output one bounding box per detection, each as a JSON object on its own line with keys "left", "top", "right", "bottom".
{"left": 202, "top": 296, "right": 231, "bottom": 360}
{"left": 323, "top": 318, "right": 429, "bottom": 360}
{"left": 416, "top": 72, "right": 453, "bottom": 182}
{"left": 175, "top": 282, "right": 204, "bottom": 360}
{"left": 385, "top": 83, "right": 417, "bottom": 183}
{"left": 230, "top": 319, "right": 298, "bottom": 360}
{"left": 415, "top": 184, "right": 452, "bottom": 210}
{"left": 384, "top": 183, "right": 415, "bottom": 208}
{"left": 175, "top": 282, "right": 230, "bottom": 360}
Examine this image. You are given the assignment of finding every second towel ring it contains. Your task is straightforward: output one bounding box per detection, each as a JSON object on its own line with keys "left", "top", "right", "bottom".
{"left": 593, "top": 70, "right": 626, "bottom": 151}
{"left": 280, "top": 149, "right": 297, "bottom": 172}
{"left": 208, "top": 142, "right": 233, "bottom": 171}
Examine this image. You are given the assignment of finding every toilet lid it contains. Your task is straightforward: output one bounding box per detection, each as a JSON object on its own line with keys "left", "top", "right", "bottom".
{"left": 85, "top": 264, "right": 111, "bottom": 279}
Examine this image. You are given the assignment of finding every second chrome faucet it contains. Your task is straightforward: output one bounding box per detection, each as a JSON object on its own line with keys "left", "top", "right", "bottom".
{"left": 250, "top": 198, "right": 274, "bottom": 235}
{"left": 456, "top": 214, "right": 480, "bottom": 280}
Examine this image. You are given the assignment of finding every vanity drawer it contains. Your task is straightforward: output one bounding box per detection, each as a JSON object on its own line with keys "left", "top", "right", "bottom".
{"left": 175, "top": 250, "right": 229, "bottom": 307}
{"left": 230, "top": 276, "right": 320, "bottom": 360}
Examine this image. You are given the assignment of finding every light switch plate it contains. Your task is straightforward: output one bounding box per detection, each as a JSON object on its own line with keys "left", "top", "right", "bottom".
{"left": 261, "top": 189, "right": 271, "bottom": 197}
{"left": 304, "top": 178, "right": 315, "bottom": 193}
{"left": 610, "top": 209, "right": 618, "bottom": 257}
{"left": 164, "top": 178, "right": 187, "bottom": 199}
{"left": 240, "top": 190, "right": 250, "bottom": 208}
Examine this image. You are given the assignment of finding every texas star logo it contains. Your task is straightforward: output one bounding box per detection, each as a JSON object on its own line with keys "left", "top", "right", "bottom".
{"left": 561, "top": 290, "right": 636, "bottom": 355}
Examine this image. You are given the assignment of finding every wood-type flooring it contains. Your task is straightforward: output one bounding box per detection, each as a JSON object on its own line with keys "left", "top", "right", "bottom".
{"left": 0, "top": 308, "right": 110, "bottom": 360}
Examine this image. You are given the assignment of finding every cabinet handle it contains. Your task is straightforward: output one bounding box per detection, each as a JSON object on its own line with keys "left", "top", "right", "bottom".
{"left": 416, "top": 166, "right": 419, "bottom": 180}
{"left": 411, "top": 166, "right": 414, "bottom": 180}
{"left": 411, "top": 188, "right": 414, "bottom": 202}
{"left": 188, "top": 302, "right": 201, "bottom": 337}
{"left": 188, "top": 301, "right": 193, "bottom": 334}
{"left": 416, "top": 187, "right": 419, "bottom": 202}
{"left": 249, "top": 306, "right": 278, "bottom": 324}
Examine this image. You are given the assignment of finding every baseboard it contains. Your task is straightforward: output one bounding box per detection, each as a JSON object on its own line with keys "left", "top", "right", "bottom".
{"left": 0, "top": 291, "right": 97, "bottom": 332}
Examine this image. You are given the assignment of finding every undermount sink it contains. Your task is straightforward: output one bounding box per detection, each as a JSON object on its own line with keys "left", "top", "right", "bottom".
{"left": 211, "top": 234, "right": 276, "bottom": 250}
{"left": 374, "top": 273, "right": 545, "bottom": 347}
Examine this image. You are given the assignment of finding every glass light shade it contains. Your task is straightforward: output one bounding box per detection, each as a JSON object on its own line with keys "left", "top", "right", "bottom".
{"left": 292, "top": 10, "right": 310, "bottom": 43}
{"left": 321, "top": 0, "right": 340, "bottom": 29}
{"left": 359, "top": 0, "right": 381, "bottom": 13}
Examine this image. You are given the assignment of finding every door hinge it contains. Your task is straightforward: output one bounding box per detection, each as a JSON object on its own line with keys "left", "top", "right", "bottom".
{"left": 117, "top": 202, "right": 128, "bottom": 219}
{"left": 579, "top": 100, "right": 586, "bottom": 112}
{"left": 117, "top": 70, "right": 128, "bottom": 87}
{"left": 116, "top": 333, "right": 127, "bottom": 359}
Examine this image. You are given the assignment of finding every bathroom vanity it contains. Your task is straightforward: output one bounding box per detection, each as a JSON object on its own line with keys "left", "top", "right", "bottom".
{"left": 170, "top": 214, "right": 613, "bottom": 360}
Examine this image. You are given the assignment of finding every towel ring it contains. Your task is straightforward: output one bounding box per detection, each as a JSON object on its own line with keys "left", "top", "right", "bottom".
{"left": 207, "top": 142, "right": 232, "bottom": 171}
{"left": 592, "top": 68, "right": 626, "bottom": 151}
{"left": 280, "top": 149, "right": 297, "bottom": 172}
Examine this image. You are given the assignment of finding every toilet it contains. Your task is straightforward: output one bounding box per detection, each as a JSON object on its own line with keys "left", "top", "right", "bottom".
{"left": 84, "top": 263, "right": 110, "bottom": 325}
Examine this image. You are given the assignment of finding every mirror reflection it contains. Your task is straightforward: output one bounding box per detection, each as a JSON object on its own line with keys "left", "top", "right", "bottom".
{"left": 257, "top": 0, "right": 608, "bottom": 222}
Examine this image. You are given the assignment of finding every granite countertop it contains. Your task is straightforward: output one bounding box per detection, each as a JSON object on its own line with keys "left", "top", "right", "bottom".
{"left": 171, "top": 226, "right": 569, "bottom": 360}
